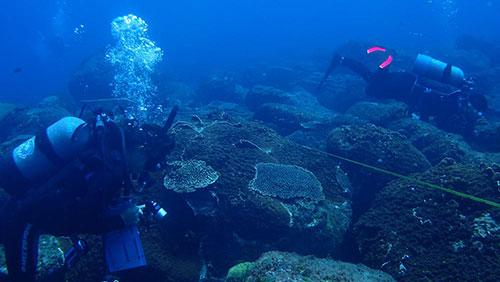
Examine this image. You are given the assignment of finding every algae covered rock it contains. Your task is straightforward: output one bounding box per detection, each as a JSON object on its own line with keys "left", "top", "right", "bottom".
{"left": 327, "top": 123, "right": 431, "bottom": 188}
{"left": 248, "top": 85, "right": 337, "bottom": 137}
{"left": 286, "top": 113, "right": 364, "bottom": 151}
{"left": 346, "top": 101, "right": 408, "bottom": 126}
{"left": 0, "top": 100, "right": 72, "bottom": 143}
{"left": 68, "top": 51, "right": 114, "bottom": 102}
{"left": 254, "top": 103, "right": 322, "bottom": 136}
{"left": 472, "top": 120, "right": 500, "bottom": 152}
{"left": 264, "top": 66, "right": 302, "bottom": 90}
{"left": 355, "top": 159, "right": 500, "bottom": 281}
{"left": 0, "top": 103, "right": 19, "bottom": 122}
{"left": 225, "top": 251, "right": 396, "bottom": 282}
{"left": 245, "top": 85, "right": 294, "bottom": 111}
{"left": 225, "top": 262, "right": 254, "bottom": 282}
{"left": 196, "top": 74, "right": 248, "bottom": 105}
{"left": 299, "top": 72, "right": 368, "bottom": 113}
{"left": 169, "top": 112, "right": 351, "bottom": 242}
{"left": 326, "top": 123, "right": 431, "bottom": 218}
{"left": 167, "top": 112, "right": 353, "bottom": 277}
{"left": 387, "top": 118, "right": 470, "bottom": 165}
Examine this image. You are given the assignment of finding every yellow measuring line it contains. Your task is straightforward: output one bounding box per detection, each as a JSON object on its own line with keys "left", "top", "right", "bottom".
{"left": 302, "top": 146, "right": 500, "bottom": 209}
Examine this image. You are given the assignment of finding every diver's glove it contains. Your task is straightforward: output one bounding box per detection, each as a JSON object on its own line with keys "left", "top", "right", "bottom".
{"left": 120, "top": 205, "right": 141, "bottom": 226}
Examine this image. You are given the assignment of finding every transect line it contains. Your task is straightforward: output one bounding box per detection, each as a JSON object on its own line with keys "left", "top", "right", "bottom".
{"left": 302, "top": 146, "right": 500, "bottom": 209}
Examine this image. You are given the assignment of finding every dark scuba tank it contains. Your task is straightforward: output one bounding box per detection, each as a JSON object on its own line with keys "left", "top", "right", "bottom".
{"left": 412, "top": 54, "right": 465, "bottom": 88}
{"left": 0, "top": 117, "right": 90, "bottom": 196}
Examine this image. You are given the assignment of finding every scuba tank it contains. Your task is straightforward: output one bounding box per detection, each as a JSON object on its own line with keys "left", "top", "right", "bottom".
{"left": 412, "top": 54, "right": 465, "bottom": 88}
{"left": 0, "top": 117, "right": 90, "bottom": 196}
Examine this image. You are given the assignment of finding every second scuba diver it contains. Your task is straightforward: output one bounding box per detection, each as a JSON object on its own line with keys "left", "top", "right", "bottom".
{"left": 319, "top": 45, "right": 488, "bottom": 137}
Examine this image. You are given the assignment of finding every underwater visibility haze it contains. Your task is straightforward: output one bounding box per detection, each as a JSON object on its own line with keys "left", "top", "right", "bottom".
{"left": 1, "top": 0, "right": 499, "bottom": 104}
{"left": 1, "top": 1, "right": 500, "bottom": 282}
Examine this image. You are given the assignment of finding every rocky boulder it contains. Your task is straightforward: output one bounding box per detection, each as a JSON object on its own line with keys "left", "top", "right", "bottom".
{"left": 236, "top": 65, "right": 303, "bottom": 91}
{"left": 472, "top": 120, "right": 500, "bottom": 152}
{"left": 286, "top": 113, "right": 365, "bottom": 150}
{"left": 251, "top": 89, "right": 336, "bottom": 136}
{"left": 387, "top": 118, "right": 470, "bottom": 165}
{"left": 0, "top": 103, "right": 19, "bottom": 122}
{"left": 326, "top": 123, "right": 431, "bottom": 218}
{"left": 68, "top": 51, "right": 114, "bottom": 102}
{"left": 196, "top": 74, "right": 248, "bottom": 105}
{"left": 299, "top": 72, "right": 368, "bottom": 113}
{"left": 263, "top": 66, "right": 302, "bottom": 91}
{"left": 0, "top": 97, "right": 72, "bottom": 144}
{"left": 326, "top": 124, "right": 431, "bottom": 188}
{"left": 346, "top": 102, "right": 408, "bottom": 126}
{"left": 254, "top": 103, "right": 323, "bottom": 136}
{"left": 245, "top": 85, "right": 294, "bottom": 111}
{"left": 225, "top": 251, "right": 396, "bottom": 282}
{"left": 355, "top": 159, "right": 500, "bottom": 281}
{"left": 161, "top": 112, "right": 354, "bottom": 277}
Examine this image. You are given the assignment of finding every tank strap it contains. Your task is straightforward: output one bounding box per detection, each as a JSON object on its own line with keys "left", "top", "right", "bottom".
{"left": 442, "top": 63, "right": 452, "bottom": 84}
{"left": 35, "top": 129, "right": 67, "bottom": 168}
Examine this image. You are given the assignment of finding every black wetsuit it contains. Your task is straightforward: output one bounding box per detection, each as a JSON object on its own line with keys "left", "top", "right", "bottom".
{"left": 0, "top": 125, "right": 128, "bottom": 282}
{"left": 0, "top": 106, "right": 179, "bottom": 282}
{"left": 320, "top": 55, "right": 480, "bottom": 136}
{"left": 338, "top": 58, "right": 417, "bottom": 101}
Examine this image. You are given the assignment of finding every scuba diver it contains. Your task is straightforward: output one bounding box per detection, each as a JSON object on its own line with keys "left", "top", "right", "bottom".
{"left": 318, "top": 46, "right": 488, "bottom": 137}
{"left": 0, "top": 104, "right": 178, "bottom": 282}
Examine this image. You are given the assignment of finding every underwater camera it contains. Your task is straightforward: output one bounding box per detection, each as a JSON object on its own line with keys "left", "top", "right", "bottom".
{"left": 143, "top": 200, "right": 167, "bottom": 222}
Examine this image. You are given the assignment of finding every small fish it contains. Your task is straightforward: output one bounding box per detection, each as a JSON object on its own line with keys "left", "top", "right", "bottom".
{"left": 13, "top": 67, "right": 22, "bottom": 73}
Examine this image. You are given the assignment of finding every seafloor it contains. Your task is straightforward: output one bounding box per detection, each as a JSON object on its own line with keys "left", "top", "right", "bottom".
{"left": 1, "top": 40, "right": 500, "bottom": 282}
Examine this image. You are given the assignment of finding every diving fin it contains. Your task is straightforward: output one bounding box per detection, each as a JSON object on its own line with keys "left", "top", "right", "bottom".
{"left": 163, "top": 105, "right": 179, "bottom": 131}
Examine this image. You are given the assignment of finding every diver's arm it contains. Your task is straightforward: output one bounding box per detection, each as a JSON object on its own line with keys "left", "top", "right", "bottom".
{"left": 69, "top": 163, "right": 129, "bottom": 234}
{"left": 72, "top": 198, "right": 126, "bottom": 234}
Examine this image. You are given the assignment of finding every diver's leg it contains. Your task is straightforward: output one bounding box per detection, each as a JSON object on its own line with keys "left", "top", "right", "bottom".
{"left": 318, "top": 53, "right": 343, "bottom": 91}
{"left": 4, "top": 223, "right": 39, "bottom": 282}
{"left": 322, "top": 54, "right": 343, "bottom": 82}
{"left": 340, "top": 57, "right": 373, "bottom": 82}
{"left": 318, "top": 54, "right": 373, "bottom": 92}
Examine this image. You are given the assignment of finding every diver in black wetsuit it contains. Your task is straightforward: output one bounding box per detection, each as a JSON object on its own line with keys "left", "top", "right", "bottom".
{"left": 0, "top": 105, "right": 178, "bottom": 282}
{"left": 319, "top": 49, "right": 488, "bottom": 137}
{"left": 0, "top": 114, "right": 131, "bottom": 281}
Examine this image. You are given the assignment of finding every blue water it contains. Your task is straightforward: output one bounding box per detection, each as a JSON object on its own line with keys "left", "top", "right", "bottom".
{"left": 1, "top": 0, "right": 498, "bottom": 104}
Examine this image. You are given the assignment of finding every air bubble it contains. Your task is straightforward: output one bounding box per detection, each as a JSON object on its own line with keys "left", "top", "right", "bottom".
{"left": 106, "top": 14, "right": 164, "bottom": 122}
